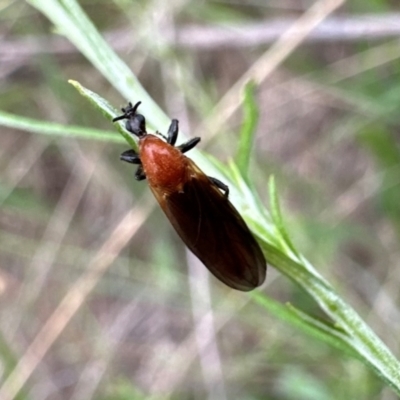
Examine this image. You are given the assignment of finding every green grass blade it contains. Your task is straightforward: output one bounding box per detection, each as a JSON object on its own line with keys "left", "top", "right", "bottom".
{"left": 251, "top": 292, "right": 360, "bottom": 360}
{"left": 269, "top": 175, "right": 301, "bottom": 258}
{"left": 69, "top": 80, "right": 137, "bottom": 149}
{"left": 0, "top": 109, "right": 120, "bottom": 142}
{"left": 235, "top": 81, "right": 259, "bottom": 177}
{"left": 27, "top": 0, "right": 170, "bottom": 129}
{"left": 226, "top": 164, "right": 400, "bottom": 395}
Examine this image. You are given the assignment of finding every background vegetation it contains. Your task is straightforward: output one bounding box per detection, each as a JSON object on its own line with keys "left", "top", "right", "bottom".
{"left": 1, "top": 0, "right": 400, "bottom": 399}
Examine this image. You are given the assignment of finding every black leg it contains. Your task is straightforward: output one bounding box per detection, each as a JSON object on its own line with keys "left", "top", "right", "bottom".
{"left": 120, "top": 149, "right": 142, "bottom": 165}
{"left": 209, "top": 177, "right": 229, "bottom": 198}
{"left": 167, "top": 119, "right": 179, "bottom": 145}
{"left": 135, "top": 165, "right": 147, "bottom": 181}
{"left": 178, "top": 137, "right": 201, "bottom": 154}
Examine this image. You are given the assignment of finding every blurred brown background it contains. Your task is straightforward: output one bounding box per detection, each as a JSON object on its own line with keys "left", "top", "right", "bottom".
{"left": 1, "top": 0, "right": 400, "bottom": 399}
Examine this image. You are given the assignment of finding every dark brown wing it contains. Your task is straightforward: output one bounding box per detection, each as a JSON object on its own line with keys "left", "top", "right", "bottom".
{"left": 150, "top": 159, "right": 266, "bottom": 291}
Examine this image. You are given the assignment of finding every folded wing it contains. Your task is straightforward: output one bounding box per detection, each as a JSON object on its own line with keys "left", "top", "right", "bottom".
{"left": 151, "top": 159, "right": 266, "bottom": 291}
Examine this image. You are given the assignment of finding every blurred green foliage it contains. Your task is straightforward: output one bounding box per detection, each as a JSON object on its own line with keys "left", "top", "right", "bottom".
{"left": 1, "top": 0, "right": 400, "bottom": 399}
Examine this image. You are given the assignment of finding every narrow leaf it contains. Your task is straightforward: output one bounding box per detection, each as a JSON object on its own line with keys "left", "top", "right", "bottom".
{"left": 236, "top": 80, "right": 259, "bottom": 178}
{"left": 69, "top": 80, "right": 137, "bottom": 149}
{"left": 252, "top": 292, "right": 360, "bottom": 360}
{"left": 0, "top": 110, "right": 120, "bottom": 142}
{"left": 269, "top": 176, "right": 300, "bottom": 258}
